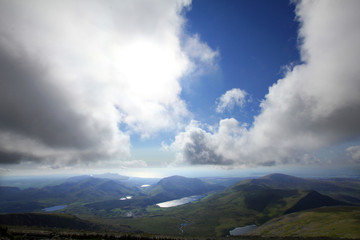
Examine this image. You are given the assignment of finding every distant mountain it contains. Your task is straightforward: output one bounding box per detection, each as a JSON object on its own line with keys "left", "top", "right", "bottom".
{"left": 249, "top": 173, "right": 360, "bottom": 203}
{"left": 85, "top": 175, "right": 225, "bottom": 213}
{"left": 199, "top": 176, "right": 251, "bottom": 187}
{"left": 0, "top": 176, "right": 139, "bottom": 213}
{"left": 146, "top": 175, "right": 224, "bottom": 202}
{"left": 93, "top": 173, "right": 129, "bottom": 181}
{"left": 37, "top": 176, "right": 138, "bottom": 201}
{"left": 246, "top": 206, "right": 360, "bottom": 239}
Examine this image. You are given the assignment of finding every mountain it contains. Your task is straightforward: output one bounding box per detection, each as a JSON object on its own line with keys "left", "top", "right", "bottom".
{"left": 122, "top": 176, "right": 354, "bottom": 237}
{"left": 250, "top": 173, "right": 360, "bottom": 203}
{"left": 146, "top": 175, "right": 224, "bottom": 202}
{"left": 0, "top": 176, "right": 139, "bottom": 213}
{"left": 84, "top": 175, "right": 225, "bottom": 214}
{"left": 246, "top": 206, "right": 360, "bottom": 239}
{"left": 124, "top": 180, "right": 307, "bottom": 237}
{"left": 93, "top": 173, "right": 129, "bottom": 181}
{"left": 0, "top": 173, "right": 357, "bottom": 238}
{"left": 285, "top": 190, "right": 352, "bottom": 214}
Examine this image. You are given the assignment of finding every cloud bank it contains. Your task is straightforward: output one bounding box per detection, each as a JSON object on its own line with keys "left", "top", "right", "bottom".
{"left": 171, "top": 0, "right": 360, "bottom": 166}
{"left": 0, "top": 0, "right": 217, "bottom": 165}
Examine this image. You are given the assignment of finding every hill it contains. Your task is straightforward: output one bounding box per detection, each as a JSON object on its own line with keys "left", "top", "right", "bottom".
{"left": 246, "top": 206, "right": 360, "bottom": 239}
{"left": 251, "top": 173, "right": 360, "bottom": 203}
{"left": 285, "top": 190, "right": 352, "bottom": 214}
{"left": 0, "top": 213, "right": 100, "bottom": 230}
{"left": 0, "top": 176, "right": 139, "bottom": 213}
{"left": 82, "top": 176, "right": 224, "bottom": 216}
{"left": 0, "top": 173, "right": 357, "bottom": 238}
{"left": 115, "top": 177, "right": 354, "bottom": 237}
{"left": 146, "top": 175, "right": 224, "bottom": 202}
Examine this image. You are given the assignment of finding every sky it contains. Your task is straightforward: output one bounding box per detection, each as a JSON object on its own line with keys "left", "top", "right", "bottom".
{"left": 0, "top": 0, "right": 359, "bottom": 178}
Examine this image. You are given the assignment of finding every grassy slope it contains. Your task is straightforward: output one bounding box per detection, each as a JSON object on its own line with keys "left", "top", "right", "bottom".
{"left": 103, "top": 182, "right": 309, "bottom": 237}
{"left": 102, "top": 177, "right": 357, "bottom": 237}
{"left": 246, "top": 206, "right": 360, "bottom": 239}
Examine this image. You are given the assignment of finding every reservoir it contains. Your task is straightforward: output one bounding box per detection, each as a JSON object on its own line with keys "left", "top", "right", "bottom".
{"left": 229, "top": 225, "right": 257, "bottom": 236}
{"left": 42, "top": 205, "right": 67, "bottom": 212}
{"left": 156, "top": 195, "right": 205, "bottom": 208}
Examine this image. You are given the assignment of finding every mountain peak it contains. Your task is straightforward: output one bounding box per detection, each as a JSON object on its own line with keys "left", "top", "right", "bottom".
{"left": 285, "top": 190, "right": 351, "bottom": 214}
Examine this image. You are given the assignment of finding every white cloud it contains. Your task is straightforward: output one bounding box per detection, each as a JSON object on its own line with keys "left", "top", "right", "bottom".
{"left": 346, "top": 145, "right": 360, "bottom": 163}
{"left": 171, "top": 0, "right": 360, "bottom": 166}
{"left": 170, "top": 119, "right": 246, "bottom": 165}
{"left": 183, "top": 34, "right": 219, "bottom": 76}
{"left": 216, "top": 88, "right": 248, "bottom": 113}
{"left": 0, "top": 0, "right": 218, "bottom": 165}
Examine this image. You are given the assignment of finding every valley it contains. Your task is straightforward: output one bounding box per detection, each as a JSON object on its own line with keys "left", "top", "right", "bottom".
{"left": 0, "top": 173, "right": 359, "bottom": 239}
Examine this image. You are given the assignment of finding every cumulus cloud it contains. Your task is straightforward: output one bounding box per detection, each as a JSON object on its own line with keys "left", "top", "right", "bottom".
{"left": 171, "top": 0, "right": 360, "bottom": 166}
{"left": 170, "top": 119, "right": 246, "bottom": 165}
{"left": 216, "top": 88, "right": 248, "bottom": 113}
{"left": 346, "top": 146, "right": 360, "bottom": 163}
{"left": 0, "top": 0, "right": 217, "bottom": 165}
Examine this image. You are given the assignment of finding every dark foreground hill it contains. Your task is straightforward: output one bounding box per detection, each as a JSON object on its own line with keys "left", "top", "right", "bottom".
{"left": 0, "top": 213, "right": 100, "bottom": 230}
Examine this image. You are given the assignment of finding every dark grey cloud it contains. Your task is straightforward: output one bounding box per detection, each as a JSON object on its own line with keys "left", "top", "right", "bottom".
{"left": 184, "top": 131, "right": 233, "bottom": 165}
{"left": 0, "top": 151, "right": 26, "bottom": 164}
{"left": 0, "top": 47, "right": 100, "bottom": 150}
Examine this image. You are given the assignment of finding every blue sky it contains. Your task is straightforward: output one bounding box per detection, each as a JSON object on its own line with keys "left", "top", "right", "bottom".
{"left": 131, "top": 0, "right": 302, "bottom": 164}
{"left": 0, "top": 0, "right": 359, "bottom": 178}
{"left": 132, "top": 1, "right": 301, "bottom": 145}
{"left": 182, "top": 0, "right": 300, "bottom": 123}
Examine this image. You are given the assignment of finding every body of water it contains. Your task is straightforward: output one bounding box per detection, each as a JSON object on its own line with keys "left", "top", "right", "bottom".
{"left": 229, "top": 225, "right": 257, "bottom": 236}
{"left": 156, "top": 195, "right": 205, "bottom": 208}
{"left": 42, "top": 205, "right": 67, "bottom": 212}
{"left": 120, "top": 196, "right": 133, "bottom": 200}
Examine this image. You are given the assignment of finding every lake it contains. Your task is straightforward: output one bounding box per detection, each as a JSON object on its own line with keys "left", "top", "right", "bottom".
{"left": 120, "top": 196, "right": 133, "bottom": 200}
{"left": 42, "top": 205, "right": 67, "bottom": 212}
{"left": 156, "top": 195, "right": 205, "bottom": 208}
{"left": 229, "top": 225, "right": 257, "bottom": 236}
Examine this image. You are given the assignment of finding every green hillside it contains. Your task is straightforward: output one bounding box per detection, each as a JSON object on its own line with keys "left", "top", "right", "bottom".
{"left": 246, "top": 206, "right": 360, "bottom": 239}
{"left": 108, "top": 176, "right": 355, "bottom": 237}
{"left": 110, "top": 182, "right": 309, "bottom": 237}
{"left": 146, "top": 175, "right": 223, "bottom": 202}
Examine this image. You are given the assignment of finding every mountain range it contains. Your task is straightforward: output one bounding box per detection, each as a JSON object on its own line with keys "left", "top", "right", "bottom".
{"left": 0, "top": 173, "right": 359, "bottom": 238}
